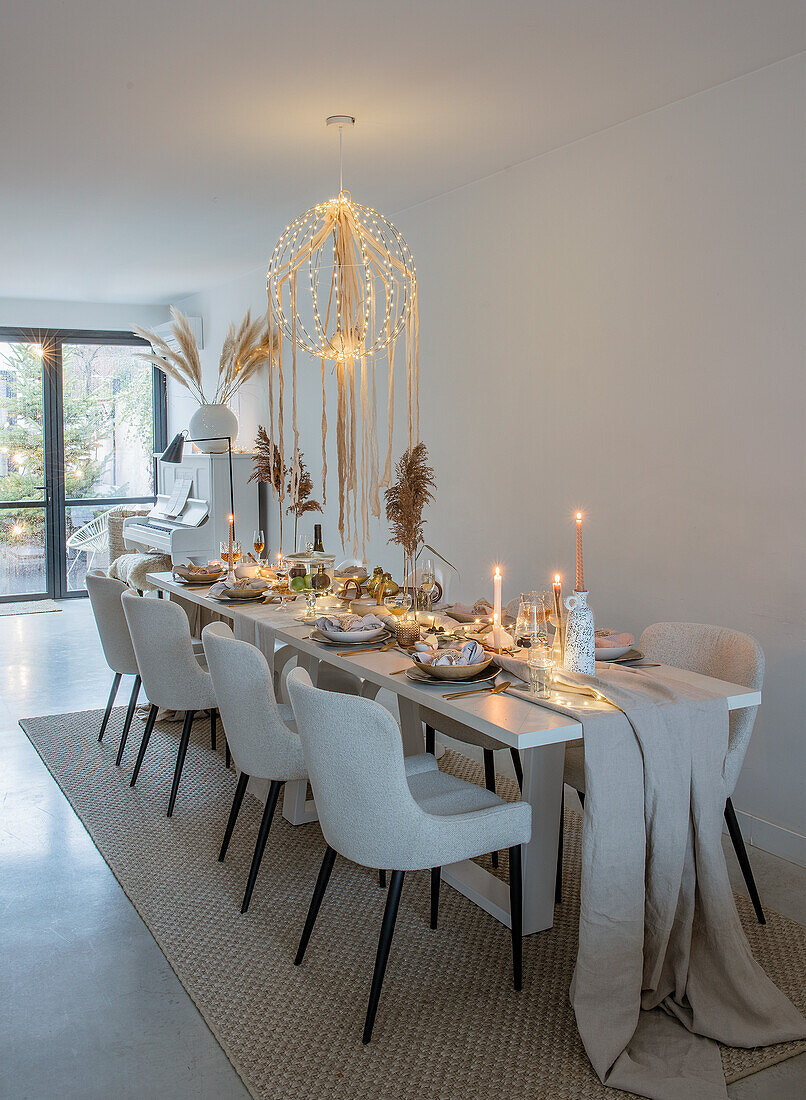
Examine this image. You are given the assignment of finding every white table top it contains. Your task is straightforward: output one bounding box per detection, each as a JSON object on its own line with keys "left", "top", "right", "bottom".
{"left": 149, "top": 573, "right": 761, "bottom": 753}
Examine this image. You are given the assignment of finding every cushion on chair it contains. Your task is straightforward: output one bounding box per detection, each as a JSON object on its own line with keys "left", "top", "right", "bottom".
{"left": 109, "top": 551, "right": 173, "bottom": 592}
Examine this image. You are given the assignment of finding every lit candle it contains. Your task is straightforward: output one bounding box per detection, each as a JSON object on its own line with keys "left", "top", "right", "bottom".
{"left": 493, "top": 611, "right": 501, "bottom": 651}
{"left": 227, "top": 514, "right": 235, "bottom": 580}
{"left": 553, "top": 572, "right": 564, "bottom": 657}
{"left": 493, "top": 566, "right": 502, "bottom": 630}
{"left": 575, "top": 512, "right": 584, "bottom": 592}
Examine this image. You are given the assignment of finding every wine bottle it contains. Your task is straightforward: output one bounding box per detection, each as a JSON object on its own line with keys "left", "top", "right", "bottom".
{"left": 313, "top": 524, "right": 324, "bottom": 552}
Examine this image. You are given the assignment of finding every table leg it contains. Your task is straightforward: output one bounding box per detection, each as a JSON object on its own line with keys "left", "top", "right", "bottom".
{"left": 440, "top": 741, "right": 565, "bottom": 935}
{"left": 397, "top": 696, "right": 426, "bottom": 757}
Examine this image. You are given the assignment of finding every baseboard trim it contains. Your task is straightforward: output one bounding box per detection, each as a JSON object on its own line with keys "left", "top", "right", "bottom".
{"left": 731, "top": 809, "right": 806, "bottom": 869}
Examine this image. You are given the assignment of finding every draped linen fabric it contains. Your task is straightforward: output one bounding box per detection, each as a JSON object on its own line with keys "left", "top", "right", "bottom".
{"left": 495, "top": 659, "right": 806, "bottom": 1098}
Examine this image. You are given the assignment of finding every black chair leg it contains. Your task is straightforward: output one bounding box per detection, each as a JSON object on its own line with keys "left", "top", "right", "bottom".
{"left": 295, "top": 845, "right": 337, "bottom": 964}
{"left": 225, "top": 740, "right": 231, "bottom": 769}
{"left": 378, "top": 869, "right": 387, "bottom": 888}
{"left": 363, "top": 869, "right": 405, "bottom": 1043}
{"left": 578, "top": 790, "right": 585, "bottom": 809}
{"left": 241, "top": 779, "right": 282, "bottom": 912}
{"left": 219, "top": 771, "right": 250, "bottom": 860}
{"left": 430, "top": 867, "right": 440, "bottom": 929}
{"left": 555, "top": 794, "right": 564, "bottom": 904}
{"left": 130, "top": 704, "right": 158, "bottom": 786}
{"left": 98, "top": 673, "right": 121, "bottom": 741}
{"left": 483, "top": 749, "right": 499, "bottom": 869}
{"left": 509, "top": 845, "right": 523, "bottom": 990}
{"left": 115, "top": 676, "right": 141, "bottom": 766}
{"left": 209, "top": 709, "right": 217, "bottom": 751}
{"left": 425, "top": 724, "right": 435, "bottom": 755}
{"left": 509, "top": 746, "right": 524, "bottom": 792}
{"left": 725, "top": 797, "right": 765, "bottom": 924}
{"left": 167, "top": 710, "right": 195, "bottom": 817}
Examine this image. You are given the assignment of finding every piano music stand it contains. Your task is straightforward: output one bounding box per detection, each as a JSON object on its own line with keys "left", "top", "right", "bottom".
{"left": 160, "top": 432, "right": 236, "bottom": 538}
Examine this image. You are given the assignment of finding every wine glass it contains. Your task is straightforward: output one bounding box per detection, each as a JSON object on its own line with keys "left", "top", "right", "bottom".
{"left": 384, "top": 590, "right": 413, "bottom": 619}
{"left": 219, "top": 539, "right": 242, "bottom": 569}
{"left": 252, "top": 529, "right": 265, "bottom": 563}
{"left": 420, "top": 559, "right": 436, "bottom": 613}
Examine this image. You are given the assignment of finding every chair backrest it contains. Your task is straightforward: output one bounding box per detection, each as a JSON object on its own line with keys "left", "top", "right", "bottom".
{"left": 286, "top": 667, "right": 419, "bottom": 866}
{"left": 638, "top": 621, "right": 764, "bottom": 794}
{"left": 86, "top": 570, "right": 138, "bottom": 675}
{"left": 121, "top": 591, "right": 214, "bottom": 711}
{"left": 202, "top": 622, "right": 305, "bottom": 781}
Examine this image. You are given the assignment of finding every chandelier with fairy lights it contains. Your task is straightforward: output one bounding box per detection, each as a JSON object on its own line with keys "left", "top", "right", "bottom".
{"left": 266, "top": 116, "right": 419, "bottom": 552}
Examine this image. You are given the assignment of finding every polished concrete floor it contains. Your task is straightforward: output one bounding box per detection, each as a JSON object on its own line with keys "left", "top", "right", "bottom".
{"left": 0, "top": 599, "right": 804, "bottom": 1099}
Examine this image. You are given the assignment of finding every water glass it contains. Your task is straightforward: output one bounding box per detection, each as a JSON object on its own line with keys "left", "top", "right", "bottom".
{"left": 527, "top": 644, "right": 553, "bottom": 699}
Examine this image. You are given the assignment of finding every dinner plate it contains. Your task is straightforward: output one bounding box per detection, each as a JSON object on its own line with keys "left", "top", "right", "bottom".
{"left": 171, "top": 573, "right": 223, "bottom": 586}
{"left": 404, "top": 664, "right": 500, "bottom": 687}
{"left": 596, "top": 647, "right": 644, "bottom": 663}
{"left": 209, "top": 593, "right": 266, "bottom": 604}
{"left": 310, "top": 628, "right": 391, "bottom": 647}
{"left": 595, "top": 644, "right": 633, "bottom": 661}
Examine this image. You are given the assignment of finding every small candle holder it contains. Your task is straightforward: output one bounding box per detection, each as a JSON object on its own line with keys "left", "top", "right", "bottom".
{"left": 395, "top": 615, "right": 420, "bottom": 648}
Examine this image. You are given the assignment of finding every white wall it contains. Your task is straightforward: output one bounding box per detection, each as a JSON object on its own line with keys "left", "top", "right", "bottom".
{"left": 174, "top": 56, "right": 806, "bottom": 856}
{"left": 0, "top": 296, "right": 170, "bottom": 331}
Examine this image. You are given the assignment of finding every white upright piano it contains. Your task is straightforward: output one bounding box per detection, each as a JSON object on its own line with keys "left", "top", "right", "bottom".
{"left": 123, "top": 452, "right": 261, "bottom": 566}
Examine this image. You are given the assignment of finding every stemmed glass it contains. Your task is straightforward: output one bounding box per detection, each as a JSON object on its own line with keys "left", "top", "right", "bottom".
{"left": 516, "top": 591, "right": 549, "bottom": 649}
{"left": 420, "top": 559, "right": 436, "bottom": 613}
{"left": 220, "top": 539, "right": 242, "bottom": 571}
{"left": 252, "top": 529, "right": 265, "bottom": 563}
{"left": 273, "top": 554, "right": 290, "bottom": 610}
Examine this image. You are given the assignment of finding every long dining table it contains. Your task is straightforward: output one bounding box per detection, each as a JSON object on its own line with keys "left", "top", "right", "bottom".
{"left": 148, "top": 572, "right": 762, "bottom": 936}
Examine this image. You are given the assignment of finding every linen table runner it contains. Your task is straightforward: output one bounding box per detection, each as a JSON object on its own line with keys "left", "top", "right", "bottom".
{"left": 496, "top": 658, "right": 806, "bottom": 1099}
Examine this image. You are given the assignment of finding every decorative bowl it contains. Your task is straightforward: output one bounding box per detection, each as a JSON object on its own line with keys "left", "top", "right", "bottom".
{"left": 414, "top": 654, "right": 495, "bottom": 680}
{"left": 173, "top": 563, "right": 224, "bottom": 583}
{"left": 319, "top": 623, "right": 386, "bottom": 643}
{"left": 235, "top": 563, "right": 261, "bottom": 579}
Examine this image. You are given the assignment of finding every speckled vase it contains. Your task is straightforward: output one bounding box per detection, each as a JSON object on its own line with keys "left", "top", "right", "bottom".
{"left": 563, "top": 591, "right": 595, "bottom": 675}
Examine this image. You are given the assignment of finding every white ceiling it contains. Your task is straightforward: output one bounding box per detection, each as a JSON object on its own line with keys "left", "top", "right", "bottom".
{"left": 1, "top": 0, "right": 803, "bottom": 304}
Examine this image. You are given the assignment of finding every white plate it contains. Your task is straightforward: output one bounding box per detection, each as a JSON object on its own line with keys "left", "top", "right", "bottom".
{"left": 209, "top": 593, "right": 266, "bottom": 604}
{"left": 404, "top": 664, "right": 500, "bottom": 687}
{"left": 310, "top": 628, "right": 391, "bottom": 647}
{"left": 172, "top": 572, "right": 223, "bottom": 586}
{"left": 319, "top": 624, "right": 386, "bottom": 643}
{"left": 595, "top": 644, "right": 638, "bottom": 661}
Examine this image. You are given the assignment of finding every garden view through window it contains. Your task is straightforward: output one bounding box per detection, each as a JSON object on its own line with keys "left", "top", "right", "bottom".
{"left": 0, "top": 334, "right": 163, "bottom": 598}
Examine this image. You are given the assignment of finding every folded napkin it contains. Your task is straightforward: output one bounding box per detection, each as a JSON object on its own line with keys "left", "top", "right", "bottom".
{"left": 209, "top": 579, "right": 266, "bottom": 599}
{"left": 595, "top": 630, "right": 634, "bottom": 649}
{"left": 412, "top": 639, "right": 484, "bottom": 666}
{"left": 315, "top": 613, "right": 384, "bottom": 633}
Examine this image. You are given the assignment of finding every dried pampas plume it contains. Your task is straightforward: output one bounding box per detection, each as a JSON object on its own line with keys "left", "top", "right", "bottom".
{"left": 384, "top": 442, "right": 435, "bottom": 563}
{"left": 133, "top": 308, "right": 276, "bottom": 406}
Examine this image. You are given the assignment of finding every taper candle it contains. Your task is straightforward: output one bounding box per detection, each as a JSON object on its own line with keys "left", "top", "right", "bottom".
{"left": 575, "top": 512, "right": 584, "bottom": 592}
{"left": 493, "top": 566, "right": 502, "bottom": 629}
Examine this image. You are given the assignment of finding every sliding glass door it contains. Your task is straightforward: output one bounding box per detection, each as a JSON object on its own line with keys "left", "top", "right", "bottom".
{"left": 0, "top": 329, "right": 166, "bottom": 601}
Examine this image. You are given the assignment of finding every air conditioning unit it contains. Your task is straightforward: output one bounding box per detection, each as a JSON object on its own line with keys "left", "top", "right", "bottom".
{"left": 151, "top": 315, "right": 204, "bottom": 350}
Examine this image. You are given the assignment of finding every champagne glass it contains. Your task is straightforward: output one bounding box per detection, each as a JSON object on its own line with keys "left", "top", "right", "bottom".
{"left": 421, "top": 559, "right": 436, "bottom": 613}
{"left": 252, "top": 529, "right": 265, "bottom": 562}
{"left": 384, "top": 590, "right": 413, "bottom": 620}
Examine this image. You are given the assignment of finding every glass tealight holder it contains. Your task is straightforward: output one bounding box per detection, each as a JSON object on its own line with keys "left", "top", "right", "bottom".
{"left": 395, "top": 615, "right": 420, "bottom": 648}
{"left": 527, "top": 644, "right": 554, "bottom": 699}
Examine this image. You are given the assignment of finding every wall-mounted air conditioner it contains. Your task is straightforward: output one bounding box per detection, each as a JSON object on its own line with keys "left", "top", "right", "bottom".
{"left": 151, "top": 315, "right": 204, "bottom": 350}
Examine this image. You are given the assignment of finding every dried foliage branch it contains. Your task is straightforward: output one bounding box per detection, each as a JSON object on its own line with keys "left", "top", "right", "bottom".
{"left": 285, "top": 452, "right": 322, "bottom": 551}
{"left": 384, "top": 442, "right": 435, "bottom": 574}
{"left": 250, "top": 425, "right": 288, "bottom": 551}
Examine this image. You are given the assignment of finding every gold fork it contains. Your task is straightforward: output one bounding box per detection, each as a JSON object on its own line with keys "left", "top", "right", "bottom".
{"left": 442, "top": 680, "right": 511, "bottom": 701}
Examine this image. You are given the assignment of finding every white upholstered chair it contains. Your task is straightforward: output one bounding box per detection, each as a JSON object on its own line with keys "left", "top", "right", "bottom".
{"left": 561, "top": 621, "right": 766, "bottom": 922}
{"left": 86, "top": 570, "right": 142, "bottom": 765}
{"left": 286, "top": 667, "right": 532, "bottom": 1043}
{"left": 202, "top": 622, "right": 307, "bottom": 913}
{"left": 122, "top": 592, "right": 218, "bottom": 817}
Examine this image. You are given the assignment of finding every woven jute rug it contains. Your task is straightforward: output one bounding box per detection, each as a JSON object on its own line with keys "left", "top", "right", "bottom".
{"left": 0, "top": 599, "right": 62, "bottom": 616}
{"left": 20, "top": 708, "right": 806, "bottom": 1100}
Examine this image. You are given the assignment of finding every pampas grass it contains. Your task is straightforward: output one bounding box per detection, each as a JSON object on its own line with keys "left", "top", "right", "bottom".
{"left": 134, "top": 308, "right": 275, "bottom": 406}
{"left": 385, "top": 442, "right": 435, "bottom": 567}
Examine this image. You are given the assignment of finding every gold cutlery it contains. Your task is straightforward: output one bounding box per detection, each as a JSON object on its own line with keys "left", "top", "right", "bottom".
{"left": 337, "top": 641, "right": 399, "bottom": 656}
{"left": 442, "top": 680, "right": 511, "bottom": 701}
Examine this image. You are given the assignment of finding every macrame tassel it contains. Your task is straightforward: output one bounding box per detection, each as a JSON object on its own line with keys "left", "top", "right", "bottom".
{"left": 369, "top": 354, "right": 380, "bottom": 517}
{"left": 320, "top": 359, "right": 327, "bottom": 504}
{"left": 381, "top": 334, "right": 396, "bottom": 488}
{"left": 267, "top": 306, "right": 275, "bottom": 450}
{"left": 336, "top": 360, "right": 347, "bottom": 542}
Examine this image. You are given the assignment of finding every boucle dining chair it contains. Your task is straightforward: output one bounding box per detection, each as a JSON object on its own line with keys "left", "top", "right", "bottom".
{"left": 561, "top": 621, "right": 766, "bottom": 922}
{"left": 86, "top": 571, "right": 141, "bottom": 765}
{"left": 418, "top": 708, "right": 523, "bottom": 869}
{"left": 122, "top": 592, "right": 218, "bottom": 817}
{"left": 286, "top": 667, "right": 532, "bottom": 1043}
{"left": 202, "top": 622, "right": 308, "bottom": 913}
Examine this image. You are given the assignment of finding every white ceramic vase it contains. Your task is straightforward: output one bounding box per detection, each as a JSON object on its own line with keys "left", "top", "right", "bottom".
{"left": 563, "top": 590, "right": 595, "bottom": 675}
{"left": 188, "top": 403, "right": 238, "bottom": 452}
